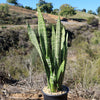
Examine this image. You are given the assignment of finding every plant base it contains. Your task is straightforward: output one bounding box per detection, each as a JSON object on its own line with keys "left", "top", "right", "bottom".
{"left": 42, "top": 85, "right": 69, "bottom": 100}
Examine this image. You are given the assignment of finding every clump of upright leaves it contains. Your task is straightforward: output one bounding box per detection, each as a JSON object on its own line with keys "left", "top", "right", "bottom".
{"left": 27, "top": 7, "right": 68, "bottom": 92}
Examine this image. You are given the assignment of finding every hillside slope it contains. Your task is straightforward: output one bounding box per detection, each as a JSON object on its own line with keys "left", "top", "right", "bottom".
{"left": 1, "top": 4, "right": 100, "bottom": 25}
{"left": 8, "top": 4, "right": 62, "bottom": 24}
{"left": 68, "top": 11, "right": 100, "bottom": 21}
{"left": 0, "top": 4, "right": 67, "bottom": 25}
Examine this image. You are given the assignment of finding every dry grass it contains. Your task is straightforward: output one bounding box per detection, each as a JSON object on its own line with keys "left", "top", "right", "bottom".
{"left": 8, "top": 4, "right": 36, "bottom": 15}
{"left": 67, "top": 11, "right": 100, "bottom": 21}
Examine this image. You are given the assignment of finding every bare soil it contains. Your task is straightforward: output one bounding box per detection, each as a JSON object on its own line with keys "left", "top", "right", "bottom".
{"left": 0, "top": 84, "right": 90, "bottom": 100}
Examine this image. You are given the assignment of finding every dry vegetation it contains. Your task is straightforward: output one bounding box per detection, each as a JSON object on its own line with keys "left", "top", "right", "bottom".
{"left": 67, "top": 11, "right": 100, "bottom": 21}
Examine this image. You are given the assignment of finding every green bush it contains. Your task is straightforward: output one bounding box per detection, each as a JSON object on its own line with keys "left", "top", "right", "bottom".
{"left": 87, "top": 16, "right": 99, "bottom": 26}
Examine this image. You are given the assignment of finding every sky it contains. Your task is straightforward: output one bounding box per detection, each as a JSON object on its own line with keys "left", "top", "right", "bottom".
{"left": 0, "top": 0, "right": 100, "bottom": 13}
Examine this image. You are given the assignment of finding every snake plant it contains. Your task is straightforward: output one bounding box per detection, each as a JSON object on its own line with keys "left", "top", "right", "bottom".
{"left": 27, "top": 7, "right": 68, "bottom": 92}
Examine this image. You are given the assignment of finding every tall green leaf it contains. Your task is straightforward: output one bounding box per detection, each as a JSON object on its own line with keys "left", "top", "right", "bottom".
{"left": 37, "top": 7, "right": 48, "bottom": 57}
{"left": 52, "top": 26, "right": 55, "bottom": 58}
{"left": 55, "top": 16, "right": 61, "bottom": 66}
{"left": 64, "top": 33, "right": 68, "bottom": 60}
{"left": 65, "top": 33, "right": 68, "bottom": 63}
{"left": 61, "top": 27, "right": 66, "bottom": 50}
{"left": 61, "top": 27, "right": 66, "bottom": 62}
{"left": 37, "top": 7, "right": 52, "bottom": 86}
{"left": 57, "top": 60, "right": 65, "bottom": 81}
{"left": 27, "top": 24, "right": 42, "bottom": 60}
{"left": 51, "top": 26, "right": 56, "bottom": 66}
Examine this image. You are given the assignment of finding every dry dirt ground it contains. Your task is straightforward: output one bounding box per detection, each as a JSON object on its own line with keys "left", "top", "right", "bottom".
{"left": 0, "top": 84, "right": 90, "bottom": 100}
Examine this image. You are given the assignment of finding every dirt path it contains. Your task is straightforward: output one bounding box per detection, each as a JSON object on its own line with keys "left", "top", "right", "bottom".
{"left": 0, "top": 25, "right": 38, "bottom": 30}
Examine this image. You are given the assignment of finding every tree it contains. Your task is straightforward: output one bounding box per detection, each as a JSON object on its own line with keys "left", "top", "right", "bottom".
{"left": 7, "top": 0, "right": 18, "bottom": 5}
{"left": 97, "top": 6, "right": 100, "bottom": 15}
{"left": 52, "top": 9, "right": 59, "bottom": 15}
{"left": 37, "top": 0, "right": 46, "bottom": 7}
{"left": 88, "top": 10, "right": 93, "bottom": 14}
{"left": 82, "top": 9, "right": 86, "bottom": 12}
{"left": 17, "top": 3, "right": 24, "bottom": 8}
{"left": 37, "top": 0, "right": 53, "bottom": 13}
{"left": 40, "top": 3, "right": 53, "bottom": 13}
{"left": 88, "top": 10, "right": 96, "bottom": 15}
{"left": 60, "top": 4, "right": 76, "bottom": 17}
{"left": 25, "top": 6, "right": 32, "bottom": 10}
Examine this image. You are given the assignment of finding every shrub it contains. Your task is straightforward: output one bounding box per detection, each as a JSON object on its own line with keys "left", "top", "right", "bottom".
{"left": 91, "top": 30, "right": 100, "bottom": 45}
{"left": 1, "top": 26, "right": 7, "bottom": 29}
{"left": 52, "top": 9, "right": 59, "bottom": 15}
{"left": 25, "top": 6, "right": 32, "bottom": 10}
{"left": 87, "top": 16, "right": 99, "bottom": 26}
{"left": 67, "top": 44, "right": 100, "bottom": 89}
{"left": 0, "top": 4, "right": 9, "bottom": 17}
{"left": 82, "top": 9, "right": 86, "bottom": 12}
{"left": 88, "top": 10, "right": 96, "bottom": 15}
{"left": 9, "top": 66, "right": 29, "bottom": 80}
